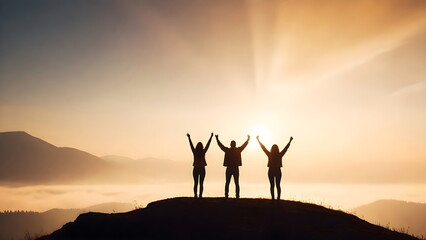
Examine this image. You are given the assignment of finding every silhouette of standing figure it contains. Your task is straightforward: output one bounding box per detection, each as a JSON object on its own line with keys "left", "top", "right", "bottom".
{"left": 187, "top": 133, "right": 213, "bottom": 198}
{"left": 216, "top": 134, "right": 250, "bottom": 198}
{"left": 257, "top": 136, "right": 293, "bottom": 200}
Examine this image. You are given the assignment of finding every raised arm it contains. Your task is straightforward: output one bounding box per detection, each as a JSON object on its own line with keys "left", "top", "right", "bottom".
{"left": 256, "top": 136, "right": 270, "bottom": 156}
{"left": 203, "top": 133, "right": 214, "bottom": 153}
{"left": 280, "top": 136, "right": 293, "bottom": 156}
{"left": 187, "top": 133, "right": 195, "bottom": 152}
{"left": 215, "top": 135, "right": 227, "bottom": 151}
{"left": 238, "top": 135, "right": 251, "bottom": 151}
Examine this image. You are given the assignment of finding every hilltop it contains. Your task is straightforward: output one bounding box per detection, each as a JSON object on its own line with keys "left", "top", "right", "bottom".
{"left": 40, "top": 197, "right": 419, "bottom": 240}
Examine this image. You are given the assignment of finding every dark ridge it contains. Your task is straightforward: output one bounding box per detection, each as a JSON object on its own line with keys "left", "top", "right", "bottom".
{"left": 0, "top": 131, "right": 55, "bottom": 147}
{"left": 0, "top": 131, "right": 30, "bottom": 135}
{"left": 40, "top": 197, "right": 419, "bottom": 240}
{"left": 0, "top": 131, "right": 112, "bottom": 185}
{"left": 0, "top": 131, "right": 188, "bottom": 185}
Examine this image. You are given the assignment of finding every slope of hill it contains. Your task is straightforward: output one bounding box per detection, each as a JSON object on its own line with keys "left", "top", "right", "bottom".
{"left": 0, "top": 131, "right": 188, "bottom": 185}
{"left": 353, "top": 200, "right": 426, "bottom": 238}
{"left": 0, "top": 131, "right": 113, "bottom": 185}
{"left": 0, "top": 202, "right": 133, "bottom": 240}
{"left": 40, "top": 197, "right": 418, "bottom": 240}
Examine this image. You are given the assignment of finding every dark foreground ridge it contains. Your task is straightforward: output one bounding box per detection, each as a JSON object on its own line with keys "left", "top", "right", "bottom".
{"left": 39, "top": 197, "right": 419, "bottom": 240}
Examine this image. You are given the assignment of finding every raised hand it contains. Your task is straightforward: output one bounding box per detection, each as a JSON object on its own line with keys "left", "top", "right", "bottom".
{"left": 247, "top": 135, "right": 251, "bottom": 139}
{"left": 210, "top": 133, "right": 214, "bottom": 137}
{"left": 256, "top": 135, "right": 259, "bottom": 140}
{"left": 215, "top": 134, "right": 219, "bottom": 138}
{"left": 187, "top": 133, "right": 190, "bottom": 137}
{"left": 290, "top": 136, "right": 293, "bottom": 141}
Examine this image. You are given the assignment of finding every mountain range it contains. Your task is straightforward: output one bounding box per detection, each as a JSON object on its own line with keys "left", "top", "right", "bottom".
{"left": 0, "top": 131, "right": 187, "bottom": 185}
{"left": 353, "top": 200, "right": 426, "bottom": 238}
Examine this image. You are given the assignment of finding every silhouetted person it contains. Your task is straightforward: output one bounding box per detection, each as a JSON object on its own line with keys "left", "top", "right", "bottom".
{"left": 216, "top": 134, "right": 250, "bottom": 198}
{"left": 187, "top": 133, "right": 213, "bottom": 198}
{"left": 257, "top": 136, "right": 293, "bottom": 200}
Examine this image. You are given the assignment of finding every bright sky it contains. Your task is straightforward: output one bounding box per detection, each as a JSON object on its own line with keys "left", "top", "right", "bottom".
{"left": 1, "top": 0, "right": 426, "bottom": 184}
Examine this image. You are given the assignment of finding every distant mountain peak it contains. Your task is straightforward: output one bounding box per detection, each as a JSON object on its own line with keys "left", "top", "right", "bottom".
{"left": 0, "top": 130, "right": 55, "bottom": 147}
{"left": 0, "top": 131, "right": 111, "bottom": 185}
{"left": 0, "top": 131, "right": 30, "bottom": 136}
{"left": 354, "top": 199, "right": 426, "bottom": 238}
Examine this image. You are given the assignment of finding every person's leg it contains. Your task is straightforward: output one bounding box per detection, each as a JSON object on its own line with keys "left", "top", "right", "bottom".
{"left": 234, "top": 167, "right": 240, "bottom": 198}
{"left": 199, "top": 167, "right": 206, "bottom": 198}
{"left": 268, "top": 168, "right": 275, "bottom": 199}
{"left": 276, "top": 168, "right": 282, "bottom": 200}
{"left": 193, "top": 168, "right": 199, "bottom": 198}
{"left": 225, "top": 168, "right": 231, "bottom": 198}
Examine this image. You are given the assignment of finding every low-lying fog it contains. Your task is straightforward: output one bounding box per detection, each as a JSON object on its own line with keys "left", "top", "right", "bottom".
{"left": 2, "top": 183, "right": 425, "bottom": 212}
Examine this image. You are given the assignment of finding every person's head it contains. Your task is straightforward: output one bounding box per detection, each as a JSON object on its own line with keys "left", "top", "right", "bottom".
{"left": 271, "top": 144, "right": 279, "bottom": 154}
{"left": 196, "top": 142, "right": 204, "bottom": 152}
{"left": 230, "top": 140, "right": 236, "bottom": 148}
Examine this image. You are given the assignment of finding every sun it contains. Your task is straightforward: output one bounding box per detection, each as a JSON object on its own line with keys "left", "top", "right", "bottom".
{"left": 248, "top": 124, "right": 272, "bottom": 148}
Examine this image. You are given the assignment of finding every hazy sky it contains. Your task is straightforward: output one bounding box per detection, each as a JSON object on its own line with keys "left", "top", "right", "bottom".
{"left": 1, "top": 0, "right": 426, "bottom": 184}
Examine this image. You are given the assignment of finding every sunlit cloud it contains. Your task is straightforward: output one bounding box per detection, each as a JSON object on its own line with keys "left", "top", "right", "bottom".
{"left": 390, "top": 81, "right": 426, "bottom": 97}
{"left": 246, "top": 0, "right": 426, "bottom": 95}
